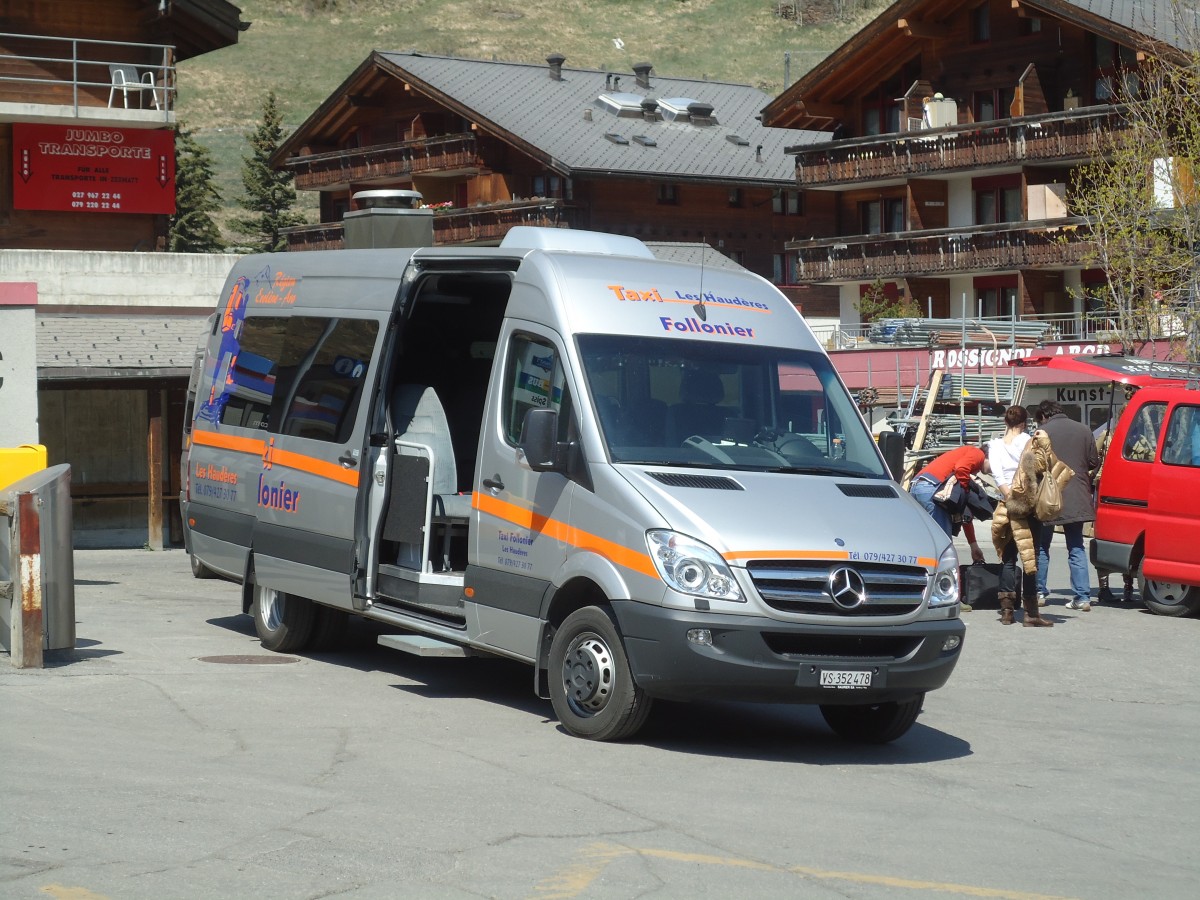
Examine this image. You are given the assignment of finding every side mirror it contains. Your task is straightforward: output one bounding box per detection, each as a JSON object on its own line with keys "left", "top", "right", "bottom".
{"left": 519, "top": 408, "right": 561, "bottom": 472}
{"left": 877, "top": 430, "right": 905, "bottom": 482}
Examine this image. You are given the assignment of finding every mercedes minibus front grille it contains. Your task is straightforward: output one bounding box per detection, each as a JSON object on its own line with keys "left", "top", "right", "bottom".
{"left": 746, "top": 559, "right": 929, "bottom": 616}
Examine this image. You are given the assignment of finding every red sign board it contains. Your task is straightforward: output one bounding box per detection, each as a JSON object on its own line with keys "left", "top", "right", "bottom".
{"left": 12, "top": 124, "right": 175, "bottom": 214}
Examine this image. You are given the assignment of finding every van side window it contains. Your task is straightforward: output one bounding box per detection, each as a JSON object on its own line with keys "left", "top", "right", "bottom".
{"left": 218, "top": 317, "right": 287, "bottom": 429}
{"left": 217, "top": 315, "right": 378, "bottom": 441}
{"left": 1122, "top": 401, "right": 1166, "bottom": 463}
{"left": 1161, "top": 404, "right": 1200, "bottom": 467}
{"left": 503, "top": 334, "right": 571, "bottom": 446}
{"left": 274, "top": 317, "right": 379, "bottom": 442}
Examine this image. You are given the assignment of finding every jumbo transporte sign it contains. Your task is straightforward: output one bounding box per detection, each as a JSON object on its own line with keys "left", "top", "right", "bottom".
{"left": 12, "top": 124, "right": 175, "bottom": 214}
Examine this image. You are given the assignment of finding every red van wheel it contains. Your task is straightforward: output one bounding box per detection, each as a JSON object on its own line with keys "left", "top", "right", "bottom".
{"left": 1138, "top": 564, "right": 1200, "bottom": 617}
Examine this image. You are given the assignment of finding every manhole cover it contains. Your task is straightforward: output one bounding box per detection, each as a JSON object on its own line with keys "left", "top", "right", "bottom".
{"left": 198, "top": 655, "right": 300, "bottom": 665}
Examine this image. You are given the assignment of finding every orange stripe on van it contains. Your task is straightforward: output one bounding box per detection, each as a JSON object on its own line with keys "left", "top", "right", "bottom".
{"left": 190, "top": 429, "right": 359, "bottom": 487}
{"left": 473, "top": 493, "right": 658, "bottom": 578}
{"left": 724, "top": 548, "right": 937, "bottom": 568}
{"left": 191, "top": 430, "right": 266, "bottom": 456}
{"left": 268, "top": 447, "right": 360, "bottom": 487}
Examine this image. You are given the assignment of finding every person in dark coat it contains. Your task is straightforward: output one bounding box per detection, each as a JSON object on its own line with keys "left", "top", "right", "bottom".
{"left": 1034, "top": 400, "right": 1100, "bottom": 611}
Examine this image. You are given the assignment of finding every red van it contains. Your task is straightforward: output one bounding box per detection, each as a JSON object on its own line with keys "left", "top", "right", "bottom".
{"left": 1014, "top": 354, "right": 1200, "bottom": 617}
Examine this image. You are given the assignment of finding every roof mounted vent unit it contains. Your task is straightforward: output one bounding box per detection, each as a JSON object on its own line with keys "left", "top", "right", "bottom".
{"left": 343, "top": 189, "right": 433, "bottom": 249}
{"left": 657, "top": 97, "right": 715, "bottom": 124}
{"left": 546, "top": 53, "right": 566, "bottom": 81}
{"left": 726, "top": 134, "right": 750, "bottom": 146}
{"left": 603, "top": 132, "right": 630, "bottom": 145}
{"left": 640, "top": 97, "right": 660, "bottom": 121}
{"left": 686, "top": 101, "right": 716, "bottom": 125}
{"left": 632, "top": 134, "right": 656, "bottom": 147}
{"left": 596, "top": 91, "right": 646, "bottom": 118}
{"left": 633, "top": 61, "right": 653, "bottom": 89}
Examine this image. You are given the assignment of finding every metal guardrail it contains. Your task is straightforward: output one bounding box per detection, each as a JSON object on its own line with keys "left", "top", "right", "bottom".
{"left": 0, "top": 31, "right": 175, "bottom": 119}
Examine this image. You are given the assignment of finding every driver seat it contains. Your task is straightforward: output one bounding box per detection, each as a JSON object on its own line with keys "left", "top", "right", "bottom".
{"left": 666, "top": 370, "right": 726, "bottom": 443}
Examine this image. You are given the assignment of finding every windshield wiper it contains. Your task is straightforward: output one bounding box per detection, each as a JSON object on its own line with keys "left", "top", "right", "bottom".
{"left": 764, "top": 464, "right": 873, "bottom": 477}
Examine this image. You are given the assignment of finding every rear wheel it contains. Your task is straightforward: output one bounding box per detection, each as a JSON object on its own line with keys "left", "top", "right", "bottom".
{"left": 252, "top": 579, "right": 317, "bottom": 652}
{"left": 820, "top": 694, "right": 924, "bottom": 744}
{"left": 311, "top": 604, "right": 350, "bottom": 651}
{"left": 189, "top": 552, "right": 216, "bottom": 579}
{"left": 1138, "top": 563, "right": 1200, "bottom": 617}
{"left": 549, "top": 606, "right": 652, "bottom": 741}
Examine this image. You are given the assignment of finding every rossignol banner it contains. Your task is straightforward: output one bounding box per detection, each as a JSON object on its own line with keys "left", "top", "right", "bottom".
{"left": 12, "top": 123, "right": 175, "bottom": 214}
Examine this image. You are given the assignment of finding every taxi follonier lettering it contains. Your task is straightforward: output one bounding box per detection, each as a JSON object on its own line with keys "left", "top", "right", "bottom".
{"left": 257, "top": 474, "right": 301, "bottom": 512}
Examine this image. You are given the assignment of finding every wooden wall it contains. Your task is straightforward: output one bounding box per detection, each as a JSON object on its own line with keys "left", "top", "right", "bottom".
{"left": 0, "top": 126, "right": 165, "bottom": 251}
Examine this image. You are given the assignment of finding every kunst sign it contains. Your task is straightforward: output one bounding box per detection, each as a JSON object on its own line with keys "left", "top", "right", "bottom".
{"left": 12, "top": 124, "right": 175, "bottom": 214}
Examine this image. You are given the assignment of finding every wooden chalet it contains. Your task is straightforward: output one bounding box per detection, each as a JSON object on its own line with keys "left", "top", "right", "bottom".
{"left": 271, "top": 51, "right": 840, "bottom": 315}
{"left": 760, "top": 0, "right": 1193, "bottom": 332}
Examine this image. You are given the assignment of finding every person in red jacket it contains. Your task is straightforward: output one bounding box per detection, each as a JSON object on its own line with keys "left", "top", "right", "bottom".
{"left": 909, "top": 445, "right": 990, "bottom": 567}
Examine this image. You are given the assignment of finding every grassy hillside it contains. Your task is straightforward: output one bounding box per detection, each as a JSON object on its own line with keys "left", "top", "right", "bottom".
{"left": 175, "top": 0, "right": 877, "bottom": 223}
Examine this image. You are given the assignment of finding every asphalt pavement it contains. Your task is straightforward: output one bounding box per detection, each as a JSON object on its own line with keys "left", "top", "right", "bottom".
{"left": 2, "top": 534, "right": 1198, "bottom": 900}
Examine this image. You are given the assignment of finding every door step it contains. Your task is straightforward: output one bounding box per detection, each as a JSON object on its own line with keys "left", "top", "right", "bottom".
{"left": 378, "top": 633, "right": 470, "bottom": 657}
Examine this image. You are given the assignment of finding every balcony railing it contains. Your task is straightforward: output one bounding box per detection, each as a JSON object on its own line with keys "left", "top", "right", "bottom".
{"left": 790, "top": 218, "right": 1094, "bottom": 283}
{"left": 0, "top": 32, "right": 175, "bottom": 119}
{"left": 791, "top": 106, "right": 1126, "bottom": 187}
{"left": 810, "top": 312, "right": 1114, "bottom": 351}
{"left": 282, "top": 199, "right": 574, "bottom": 251}
{"left": 286, "top": 133, "right": 480, "bottom": 190}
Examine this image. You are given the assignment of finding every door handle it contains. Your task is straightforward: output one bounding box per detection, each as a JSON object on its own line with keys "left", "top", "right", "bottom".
{"left": 339, "top": 451, "right": 359, "bottom": 468}
{"left": 482, "top": 475, "right": 505, "bottom": 491}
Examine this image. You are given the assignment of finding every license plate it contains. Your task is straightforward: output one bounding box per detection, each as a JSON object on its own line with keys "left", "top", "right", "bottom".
{"left": 819, "top": 669, "right": 872, "bottom": 689}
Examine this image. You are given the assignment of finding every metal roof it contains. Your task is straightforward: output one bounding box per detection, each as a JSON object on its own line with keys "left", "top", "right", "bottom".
{"left": 37, "top": 315, "right": 209, "bottom": 380}
{"left": 376, "top": 51, "right": 827, "bottom": 186}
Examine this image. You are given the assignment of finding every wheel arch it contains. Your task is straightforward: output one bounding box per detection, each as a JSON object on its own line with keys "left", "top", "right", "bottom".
{"left": 533, "top": 574, "right": 616, "bottom": 698}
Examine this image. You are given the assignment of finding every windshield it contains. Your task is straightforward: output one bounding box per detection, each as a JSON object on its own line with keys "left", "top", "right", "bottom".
{"left": 577, "top": 334, "right": 888, "bottom": 477}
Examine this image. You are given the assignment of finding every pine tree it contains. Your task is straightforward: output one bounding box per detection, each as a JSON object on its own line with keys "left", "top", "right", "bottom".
{"left": 168, "top": 124, "right": 225, "bottom": 253}
{"left": 232, "top": 91, "right": 305, "bottom": 252}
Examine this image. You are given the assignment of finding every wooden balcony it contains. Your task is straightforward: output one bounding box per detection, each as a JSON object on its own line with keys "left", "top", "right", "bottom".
{"left": 286, "top": 133, "right": 481, "bottom": 191}
{"left": 0, "top": 32, "right": 175, "bottom": 124}
{"left": 792, "top": 107, "right": 1128, "bottom": 188}
{"left": 789, "top": 218, "right": 1094, "bottom": 283}
{"left": 283, "top": 199, "right": 574, "bottom": 251}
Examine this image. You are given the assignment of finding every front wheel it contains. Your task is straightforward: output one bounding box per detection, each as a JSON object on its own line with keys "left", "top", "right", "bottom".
{"left": 252, "top": 579, "right": 317, "bottom": 652}
{"left": 820, "top": 694, "right": 924, "bottom": 744}
{"left": 549, "top": 606, "right": 652, "bottom": 741}
{"left": 1138, "top": 563, "right": 1200, "bottom": 617}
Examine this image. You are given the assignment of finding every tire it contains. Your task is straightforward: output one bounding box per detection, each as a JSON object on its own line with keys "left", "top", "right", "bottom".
{"left": 1138, "top": 563, "right": 1200, "bottom": 617}
{"left": 820, "top": 693, "right": 924, "bottom": 744}
{"left": 189, "top": 553, "right": 217, "bottom": 579}
{"left": 549, "top": 606, "right": 652, "bottom": 741}
{"left": 252, "top": 579, "right": 317, "bottom": 652}
{"left": 311, "top": 604, "right": 350, "bottom": 651}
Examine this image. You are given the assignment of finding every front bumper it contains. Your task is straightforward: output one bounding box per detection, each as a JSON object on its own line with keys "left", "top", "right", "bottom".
{"left": 613, "top": 602, "right": 965, "bottom": 705}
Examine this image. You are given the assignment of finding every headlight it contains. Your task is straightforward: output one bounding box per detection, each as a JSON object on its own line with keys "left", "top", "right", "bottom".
{"left": 928, "top": 544, "right": 961, "bottom": 608}
{"left": 647, "top": 530, "right": 743, "bottom": 601}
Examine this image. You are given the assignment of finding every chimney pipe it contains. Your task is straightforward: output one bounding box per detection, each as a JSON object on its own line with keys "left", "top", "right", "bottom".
{"left": 633, "top": 61, "right": 652, "bottom": 89}
{"left": 613, "top": 75, "right": 621, "bottom": 90}
{"left": 546, "top": 53, "right": 565, "bottom": 81}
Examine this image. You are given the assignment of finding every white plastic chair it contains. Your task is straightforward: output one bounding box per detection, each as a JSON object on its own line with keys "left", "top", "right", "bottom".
{"left": 108, "top": 64, "right": 159, "bottom": 109}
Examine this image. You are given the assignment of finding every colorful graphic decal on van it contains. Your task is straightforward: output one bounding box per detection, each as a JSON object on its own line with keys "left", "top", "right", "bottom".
{"left": 196, "top": 274, "right": 251, "bottom": 425}
{"left": 196, "top": 266, "right": 296, "bottom": 427}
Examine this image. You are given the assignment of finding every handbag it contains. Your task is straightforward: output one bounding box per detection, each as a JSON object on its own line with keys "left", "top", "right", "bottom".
{"left": 1035, "top": 469, "right": 1063, "bottom": 520}
{"left": 932, "top": 474, "right": 960, "bottom": 509}
{"left": 960, "top": 562, "right": 1003, "bottom": 609}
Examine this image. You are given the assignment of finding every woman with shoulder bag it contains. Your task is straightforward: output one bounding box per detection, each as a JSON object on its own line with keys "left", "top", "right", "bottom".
{"left": 987, "top": 406, "right": 1032, "bottom": 625}
{"left": 992, "top": 428, "right": 1073, "bottom": 627}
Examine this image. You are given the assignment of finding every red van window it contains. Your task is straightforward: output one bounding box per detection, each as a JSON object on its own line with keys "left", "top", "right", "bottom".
{"left": 1122, "top": 402, "right": 1167, "bottom": 462}
{"left": 1161, "top": 404, "right": 1200, "bottom": 467}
